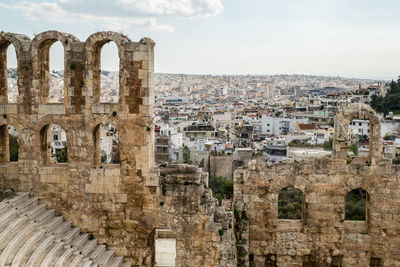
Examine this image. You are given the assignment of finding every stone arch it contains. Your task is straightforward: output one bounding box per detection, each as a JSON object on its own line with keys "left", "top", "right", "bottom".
{"left": 333, "top": 103, "right": 382, "bottom": 164}
{"left": 32, "top": 31, "right": 80, "bottom": 104}
{"left": 0, "top": 123, "right": 20, "bottom": 163}
{"left": 37, "top": 120, "right": 70, "bottom": 165}
{"left": 0, "top": 124, "right": 8, "bottom": 163}
{"left": 0, "top": 32, "right": 31, "bottom": 104}
{"left": 85, "top": 32, "right": 131, "bottom": 104}
{"left": 93, "top": 121, "right": 120, "bottom": 165}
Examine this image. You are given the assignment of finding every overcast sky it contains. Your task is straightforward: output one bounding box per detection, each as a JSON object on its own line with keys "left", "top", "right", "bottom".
{"left": 1, "top": 0, "right": 400, "bottom": 80}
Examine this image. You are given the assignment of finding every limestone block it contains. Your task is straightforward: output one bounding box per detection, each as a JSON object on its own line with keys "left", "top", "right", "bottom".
{"left": 38, "top": 104, "right": 66, "bottom": 115}
{"left": 85, "top": 183, "right": 121, "bottom": 194}
{"left": 4, "top": 104, "right": 17, "bottom": 114}
{"left": 104, "top": 168, "right": 120, "bottom": 176}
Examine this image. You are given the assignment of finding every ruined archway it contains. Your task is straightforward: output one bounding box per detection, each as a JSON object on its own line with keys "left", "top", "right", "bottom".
{"left": 40, "top": 123, "right": 68, "bottom": 165}
{"left": 333, "top": 103, "right": 382, "bottom": 165}
{"left": 0, "top": 32, "right": 30, "bottom": 104}
{"left": 93, "top": 122, "right": 120, "bottom": 166}
{"left": 85, "top": 32, "right": 130, "bottom": 104}
{"left": 32, "top": 31, "right": 79, "bottom": 104}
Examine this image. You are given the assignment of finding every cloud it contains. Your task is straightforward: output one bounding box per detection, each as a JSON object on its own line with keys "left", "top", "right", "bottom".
{"left": 0, "top": 0, "right": 223, "bottom": 32}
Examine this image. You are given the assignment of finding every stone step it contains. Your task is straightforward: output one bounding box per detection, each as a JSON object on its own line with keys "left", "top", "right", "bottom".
{"left": 15, "top": 196, "right": 38, "bottom": 210}
{"left": 6, "top": 192, "right": 30, "bottom": 205}
{"left": 44, "top": 216, "right": 64, "bottom": 233}
{"left": 82, "top": 259, "right": 94, "bottom": 267}
{"left": 52, "top": 221, "right": 72, "bottom": 236}
{"left": 81, "top": 239, "right": 98, "bottom": 256}
{"left": 1, "top": 212, "right": 52, "bottom": 266}
{"left": 88, "top": 245, "right": 106, "bottom": 261}
{"left": 25, "top": 235, "right": 55, "bottom": 267}
{"left": 0, "top": 209, "right": 18, "bottom": 229}
{"left": 0, "top": 193, "right": 131, "bottom": 267}
{"left": 39, "top": 242, "right": 64, "bottom": 267}
{"left": 95, "top": 250, "right": 114, "bottom": 265}
{"left": 121, "top": 262, "right": 132, "bottom": 267}
{"left": 54, "top": 247, "right": 74, "bottom": 267}
{"left": 108, "top": 255, "right": 124, "bottom": 267}
{"left": 26, "top": 203, "right": 47, "bottom": 218}
{"left": 0, "top": 217, "right": 27, "bottom": 250}
{"left": 62, "top": 227, "right": 80, "bottom": 243}
{"left": 10, "top": 229, "right": 46, "bottom": 267}
{"left": 0, "top": 224, "right": 36, "bottom": 266}
{"left": 69, "top": 254, "right": 84, "bottom": 267}
{"left": 34, "top": 209, "right": 55, "bottom": 223}
{"left": 72, "top": 233, "right": 89, "bottom": 250}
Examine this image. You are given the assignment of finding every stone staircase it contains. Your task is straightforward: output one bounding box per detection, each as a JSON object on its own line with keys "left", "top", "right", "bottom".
{"left": 0, "top": 192, "right": 131, "bottom": 267}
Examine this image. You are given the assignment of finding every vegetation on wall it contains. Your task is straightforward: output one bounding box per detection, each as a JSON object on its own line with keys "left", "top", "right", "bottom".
{"left": 209, "top": 176, "right": 233, "bottom": 204}
{"left": 56, "top": 147, "right": 68, "bottom": 163}
{"left": 278, "top": 187, "right": 302, "bottom": 220}
{"left": 345, "top": 188, "right": 367, "bottom": 221}
{"left": 323, "top": 138, "right": 333, "bottom": 151}
{"left": 9, "top": 135, "right": 19, "bottom": 162}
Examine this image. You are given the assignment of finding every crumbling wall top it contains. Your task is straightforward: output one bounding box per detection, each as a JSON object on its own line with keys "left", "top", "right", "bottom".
{"left": 333, "top": 102, "right": 382, "bottom": 164}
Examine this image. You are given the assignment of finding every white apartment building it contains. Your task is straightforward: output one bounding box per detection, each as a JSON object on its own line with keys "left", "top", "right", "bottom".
{"left": 261, "top": 115, "right": 308, "bottom": 135}
{"left": 349, "top": 119, "right": 370, "bottom": 137}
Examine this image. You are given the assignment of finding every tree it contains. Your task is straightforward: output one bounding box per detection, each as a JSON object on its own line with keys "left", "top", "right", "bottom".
{"left": 182, "top": 145, "right": 191, "bottom": 164}
{"left": 323, "top": 138, "right": 333, "bottom": 151}
{"left": 56, "top": 147, "right": 68, "bottom": 163}
{"left": 371, "top": 78, "right": 400, "bottom": 115}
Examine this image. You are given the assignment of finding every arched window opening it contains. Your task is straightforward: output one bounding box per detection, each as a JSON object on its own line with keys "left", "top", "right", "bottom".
{"left": 48, "top": 41, "right": 64, "bottom": 103}
{"left": 6, "top": 44, "right": 18, "bottom": 103}
{"left": 0, "top": 125, "right": 8, "bottom": 163}
{"left": 100, "top": 41, "right": 119, "bottom": 103}
{"left": 0, "top": 125, "right": 18, "bottom": 163}
{"left": 40, "top": 123, "right": 68, "bottom": 165}
{"left": 8, "top": 125, "right": 18, "bottom": 162}
{"left": 278, "top": 186, "right": 303, "bottom": 220}
{"left": 345, "top": 188, "right": 367, "bottom": 221}
{"left": 348, "top": 119, "right": 370, "bottom": 157}
{"left": 93, "top": 122, "right": 120, "bottom": 165}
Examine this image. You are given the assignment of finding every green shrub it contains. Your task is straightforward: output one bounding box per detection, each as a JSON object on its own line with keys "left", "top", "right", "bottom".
{"left": 209, "top": 176, "right": 233, "bottom": 201}
{"left": 345, "top": 188, "right": 366, "bottom": 220}
{"left": 218, "top": 229, "right": 224, "bottom": 236}
{"left": 278, "top": 187, "right": 302, "bottom": 220}
{"left": 9, "top": 135, "right": 19, "bottom": 162}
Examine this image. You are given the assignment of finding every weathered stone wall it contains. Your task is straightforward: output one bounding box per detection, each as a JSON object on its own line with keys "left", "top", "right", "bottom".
{"left": 158, "top": 164, "right": 236, "bottom": 267}
{"left": 0, "top": 31, "right": 235, "bottom": 266}
{"left": 234, "top": 104, "right": 400, "bottom": 267}
{"left": 210, "top": 155, "right": 233, "bottom": 180}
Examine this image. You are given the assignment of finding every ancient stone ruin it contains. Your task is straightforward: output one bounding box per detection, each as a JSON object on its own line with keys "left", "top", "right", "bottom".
{"left": 1, "top": 30, "right": 399, "bottom": 267}
{"left": 234, "top": 103, "right": 400, "bottom": 266}
{"left": 0, "top": 31, "right": 235, "bottom": 266}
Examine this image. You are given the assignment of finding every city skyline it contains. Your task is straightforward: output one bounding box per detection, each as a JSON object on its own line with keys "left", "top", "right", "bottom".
{"left": 2, "top": 0, "right": 400, "bottom": 80}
